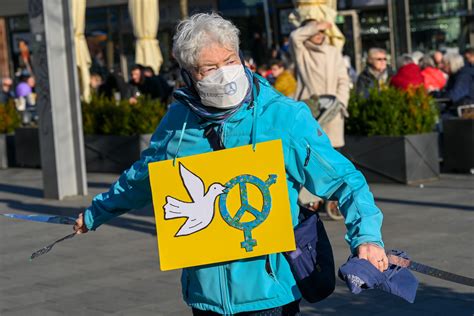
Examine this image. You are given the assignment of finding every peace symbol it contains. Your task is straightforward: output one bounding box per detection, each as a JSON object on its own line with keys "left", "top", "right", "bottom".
{"left": 224, "top": 81, "right": 237, "bottom": 95}
{"left": 219, "top": 174, "right": 277, "bottom": 252}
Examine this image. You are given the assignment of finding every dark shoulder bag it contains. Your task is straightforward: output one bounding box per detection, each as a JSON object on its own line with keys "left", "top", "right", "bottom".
{"left": 284, "top": 207, "right": 336, "bottom": 303}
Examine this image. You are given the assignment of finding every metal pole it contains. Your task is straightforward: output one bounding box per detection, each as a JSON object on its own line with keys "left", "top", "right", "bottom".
{"left": 262, "top": 0, "right": 273, "bottom": 49}
{"left": 387, "top": 0, "right": 396, "bottom": 69}
{"left": 28, "top": 0, "right": 87, "bottom": 199}
{"left": 404, "top": 0, "right": 412, "bottom": 53}
{"left": 469, "top": 0, "right": 474, "bottom": 47}
{"left": 351, "top": 10, "right": 362, "bottom": 74}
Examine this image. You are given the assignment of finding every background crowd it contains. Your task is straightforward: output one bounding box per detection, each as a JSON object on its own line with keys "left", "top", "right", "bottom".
{"left": 1, "top": 22, "right": 473, "bottom": 129}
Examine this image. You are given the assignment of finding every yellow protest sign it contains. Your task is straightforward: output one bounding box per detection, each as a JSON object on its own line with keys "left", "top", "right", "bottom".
{"left": 148, "top": 139, "right": 295, "bottom": 271}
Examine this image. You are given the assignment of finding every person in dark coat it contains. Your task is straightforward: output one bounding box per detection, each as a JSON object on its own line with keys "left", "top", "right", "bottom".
{"left": 442, "top": 52, "right": 474, "bottom": 109}
{"left": 356, "top": 48, "right": 392, "bottom": 96}
{"left": 129, "top": 65, "right": 172, "bottom": 104}
{"left": 99, "top": 72, "right": 133, "bottom": 101}
{"left": 390, "top": 54, "right": 424, "bottom": 91}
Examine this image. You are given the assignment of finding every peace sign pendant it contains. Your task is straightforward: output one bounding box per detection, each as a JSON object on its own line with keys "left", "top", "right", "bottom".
{"left": 219, "top": 174, "right": 277, "bottom": 252}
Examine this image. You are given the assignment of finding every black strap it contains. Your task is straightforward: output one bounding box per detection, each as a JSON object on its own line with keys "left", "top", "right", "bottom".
{"left": 204, "top": 124, "right": 225, "bottom": 151}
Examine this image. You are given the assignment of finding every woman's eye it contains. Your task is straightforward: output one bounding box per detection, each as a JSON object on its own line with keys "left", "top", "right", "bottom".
{"left": 227, "top": 60, "right": 237, "bottom": 65}
{"left": 202, "top": 67, "right": 216, "bottom": 74}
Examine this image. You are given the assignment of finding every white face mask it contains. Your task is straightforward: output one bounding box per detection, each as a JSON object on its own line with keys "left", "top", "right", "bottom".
{"left": 195, "top": 64, "right": 249, "bottom": 109}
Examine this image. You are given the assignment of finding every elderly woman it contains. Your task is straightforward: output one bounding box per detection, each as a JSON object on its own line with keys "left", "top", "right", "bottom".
{"left": 74, "top": 13, "right": 387, "bottom": 315}
{"left": 442, "top": 52, "right": 474, "bottom": 109}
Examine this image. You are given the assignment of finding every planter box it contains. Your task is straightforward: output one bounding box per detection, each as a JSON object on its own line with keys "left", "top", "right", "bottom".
{"left": 14, "top": 127, "right": 41, "bottom": 168}
{"left": 340, "top": 133, "right": 440, "bottom": 184}
{"left": 0, "top": 134, "right": 15, "bottom": 168}
{"left": 442, "top": 119, "right": 474, "bottom": 173}
{"left": 85, "top": 134, "right": 152, "bottom": 173}
{"left": 13, "top": 128, "right": 152, "bottom": 173}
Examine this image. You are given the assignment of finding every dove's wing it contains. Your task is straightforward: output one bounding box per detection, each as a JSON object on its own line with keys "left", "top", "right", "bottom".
{"left": 164, "top": 197, "right": 191, "bottom": 219}
{"left": 176, "top": 219, "right": 206, "bottom": 237}
{"left": 179, "top": 163, "right": 205, "bottom": 202}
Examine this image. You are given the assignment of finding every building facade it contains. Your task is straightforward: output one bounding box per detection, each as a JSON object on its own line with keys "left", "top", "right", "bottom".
{"left": 0, "top": 0, "right": 472, "bottom": 78}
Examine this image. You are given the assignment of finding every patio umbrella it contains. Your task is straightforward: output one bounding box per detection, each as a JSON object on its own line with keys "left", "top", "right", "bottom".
{"left": 72, "top": 0, "right": 92, "bottom": 102}
{"left": 129, "top": 0, "right": 163, "bottom": 74}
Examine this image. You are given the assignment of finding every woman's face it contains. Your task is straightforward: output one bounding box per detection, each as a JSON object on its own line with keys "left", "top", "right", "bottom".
{"left": 193, "top": 44, "right": 240, "bottom": 81}
{"left": 309, "top": 30, "right": 326, "bottom": 45}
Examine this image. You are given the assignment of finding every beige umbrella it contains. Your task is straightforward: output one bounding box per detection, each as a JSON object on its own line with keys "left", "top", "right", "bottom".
{"left": 289, "top": 0, "right": 345, "bottom": 50}
{"left": 128, "top": 0, "right": 163, "bottom": 74}
{"left": 72, "top": 0, "right": 92, "bottom": 102}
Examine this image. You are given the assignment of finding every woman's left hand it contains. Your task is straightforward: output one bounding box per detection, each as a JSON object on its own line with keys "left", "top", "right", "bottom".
{"left": 357, "top": 243, "right": 388, "bottom": 272}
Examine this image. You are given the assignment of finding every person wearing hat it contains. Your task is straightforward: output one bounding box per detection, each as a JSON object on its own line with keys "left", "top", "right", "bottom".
{"left": 74, "top": 13, "right": 387, "bottom": 315}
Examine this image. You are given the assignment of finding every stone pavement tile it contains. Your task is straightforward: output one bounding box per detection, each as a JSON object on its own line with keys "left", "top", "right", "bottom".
{"left": 41, "top": 287, "right": 153, "bottom": 314}
{"left": 113, "top": 300, "right": 190, "bottom": 316}
{"left": 2, "top": 307, "right": 66, "bottom": 316}
{"left": 407, "top": 298, "right": 474, "bottom": 316}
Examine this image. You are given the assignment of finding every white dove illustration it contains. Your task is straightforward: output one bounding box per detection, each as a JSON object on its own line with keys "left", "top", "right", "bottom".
{"left": 164, "top": 162, "right": 227, "bottom": 237}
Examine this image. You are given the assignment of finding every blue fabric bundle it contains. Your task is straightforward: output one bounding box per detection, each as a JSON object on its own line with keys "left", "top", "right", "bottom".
{"left": 338, "top": 250, "right": 419, "bottom": 303}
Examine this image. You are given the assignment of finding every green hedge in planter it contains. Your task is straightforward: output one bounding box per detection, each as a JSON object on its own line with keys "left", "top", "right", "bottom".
{"left": 346, "top": 86, "right": 438, "bottom": 136}
{"left": 82, "top": 95, "right": 167, "bottom": 135}
{"left": 0, "top": 101, "right": 21, "bottom": 134}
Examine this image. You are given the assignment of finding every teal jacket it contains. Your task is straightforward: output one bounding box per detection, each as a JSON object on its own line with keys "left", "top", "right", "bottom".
{"left": 84, "top": 75, "right": 384, "bottom": 314}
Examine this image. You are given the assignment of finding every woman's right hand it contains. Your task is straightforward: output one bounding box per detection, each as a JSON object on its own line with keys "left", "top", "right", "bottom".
{"left": 318, "top": 21, "right": 332, "bottom": 31}
{"left": 73, "top": 212, "right": 89, "bottom": 234}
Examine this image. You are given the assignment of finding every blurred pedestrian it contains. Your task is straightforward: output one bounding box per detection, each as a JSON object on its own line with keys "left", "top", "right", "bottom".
{"left": 419, "top": 55, "right": 447, "bottom": 92}
{"left": 290, "top": 19, "right": 350, "bottom": 148}
{"left": 290, "top": 19, "right": 350, "bottom": 213}
{"left": 257, "top": 64, "right": 275, "bottom": 85}
{"left": 17, "top": 39, "right": 33, "bottom": 75}
{"left": 355, "top": 48, "right": 392, "bottom": 97}
{"left": 343, "top": 56, "right": 357, "bottom": 89}
{"left": 0, "top": 78, "right": 15, "bottom": 104}
{"left": 90, "top": 72, "right": 103, "bottom": 94}
{"left": 464, "top": 47, "right": 474, "bottom": 66}
{"left": 442, "top": 52, "right": 474, "bottom": 110}
{"left": 15, "top": 73, "right": 32, "bottom": 99}
{"left": 99, "top": 72, "right": 133, "bottom": 101}
{"left": 243, "top": 54, "right": 257, "bottom": 73}
{"left": 411, "top": 51, "right": 424, "bottom": 65}
{"left": 390, "top": 54, "right": 424, "bottom": 91}
{"left": 269, "top": 59, "right": 296, "bottom": 97}
{"left": 129, "top": 65, "right": 172, "bottom": 104}
{"left": 279, "top": 36, "right": 292, "bottom": 65}
{"left": 433, "top": 50, "right": 444, "bottom": 69}
{"left": 251, "top": 32, "right": 266, "bottom": 66}
{"left": 14, "top": 73, "right": 37, "bottom": 124}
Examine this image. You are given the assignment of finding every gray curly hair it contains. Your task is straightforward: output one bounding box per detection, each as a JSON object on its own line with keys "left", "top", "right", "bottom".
{"left": 172, "top": 13, "right": 240, "bottom": 71}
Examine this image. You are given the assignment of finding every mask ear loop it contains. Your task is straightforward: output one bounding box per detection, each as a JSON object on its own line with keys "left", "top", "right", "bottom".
{"left": 180, "top": 68, "right": 200, "bottom": 97}
{"left": 251, "top": 76, "right": 259, "bottom": 152}
{"left": 173, "top": 110, "right": 190, "bottom": 167}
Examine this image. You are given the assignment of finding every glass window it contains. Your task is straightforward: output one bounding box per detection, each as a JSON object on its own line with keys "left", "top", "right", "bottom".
{"left": 409, "top": 0, "right": 469, "bottom": 51}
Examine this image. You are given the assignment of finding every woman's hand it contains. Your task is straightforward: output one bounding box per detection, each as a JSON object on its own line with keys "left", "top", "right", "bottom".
{"left": 318, "top": 21, "right": 332, "bottom": 31}
{"left": 357, "top": 243, "right": 388, "bottom": 272}
{"left": 73, "top": 213, "right": 89, "bottom": 234}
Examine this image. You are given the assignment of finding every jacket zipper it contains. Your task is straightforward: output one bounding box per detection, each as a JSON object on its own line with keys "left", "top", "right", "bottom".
{"left": 219, "top": 264, "right": 233, "bottom": 315}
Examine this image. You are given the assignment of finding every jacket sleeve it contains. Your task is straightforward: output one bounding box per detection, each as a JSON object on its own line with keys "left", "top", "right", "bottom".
{"left": 83, "top": 116, "right": 172, "bottom": 231}
{"left": 335, "top": 52, "right": 350, "bottom": 106}
{"left": 289, "top": 22, "right": 322, "bottom": 50}
{"left": 446, "top": 71, "right": 470, "bottom": 104}
{"left": 286, "top": 103, "right": 384, "bottom": 253}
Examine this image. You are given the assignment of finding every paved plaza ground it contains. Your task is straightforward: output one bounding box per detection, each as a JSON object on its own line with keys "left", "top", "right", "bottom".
{"left": 0, "top": 168, "right": 473, "bottom": 315}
